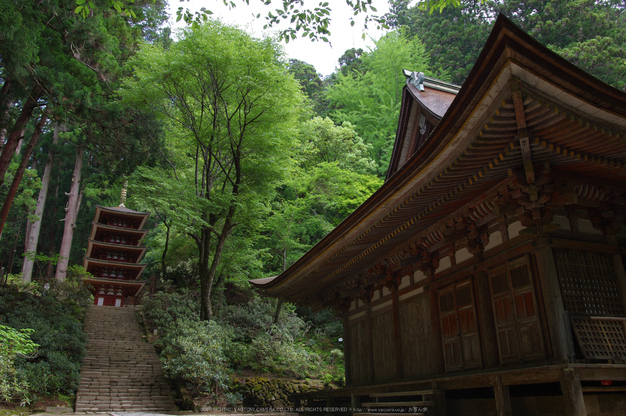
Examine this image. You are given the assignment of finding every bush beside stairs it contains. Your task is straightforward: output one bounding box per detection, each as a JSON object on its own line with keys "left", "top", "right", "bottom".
{"left": 75, "top": 306, "right": 176, "bottom": 413}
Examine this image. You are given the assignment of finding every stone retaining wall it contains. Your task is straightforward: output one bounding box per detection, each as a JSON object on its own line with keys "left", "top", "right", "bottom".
{"left": 233, "top": 377, "right": 320, "bottom": 409}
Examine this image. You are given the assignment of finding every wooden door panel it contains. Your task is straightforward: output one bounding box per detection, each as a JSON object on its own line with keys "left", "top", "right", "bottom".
{"left": 439, "top": 280, "right": 482, "bottom": 371}
{"left": 444, "top": 340, "right": 462, "bottom": 369}
{"left": 462, "top": 334, "right": 481, "bottom": 363}
{"left": 489, "top": 257, "right": 545, "bottom": 364}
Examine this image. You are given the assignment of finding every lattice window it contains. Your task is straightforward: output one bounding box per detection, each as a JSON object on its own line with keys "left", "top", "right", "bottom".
{"left": 555, "top": 250, "right": 626, "bottom": 361}
{"left": 554, "top": 251, "right": 624, "bottom": 316}
{"left": 570, "top": 317, "right": 626, "bottom": 360}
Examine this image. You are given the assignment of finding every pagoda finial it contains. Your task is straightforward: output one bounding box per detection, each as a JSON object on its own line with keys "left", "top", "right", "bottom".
{"left": 119, "top": 181, "right": 128, "bottom": 208}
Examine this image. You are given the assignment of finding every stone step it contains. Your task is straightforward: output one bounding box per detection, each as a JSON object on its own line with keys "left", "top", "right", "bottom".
{"left": 75, "top": 306, "right": 176, "bottom": 412}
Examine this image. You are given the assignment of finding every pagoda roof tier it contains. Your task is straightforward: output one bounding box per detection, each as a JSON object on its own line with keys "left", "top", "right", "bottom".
{"left": 85, "top": 239, "right": 147, "bottom": 263}
{"left": 83, "top": 258, "right": 147, "bottom": 280}
{"left": 88, "top": 224, "right": 148, "bottom": 246}
{"left": 94, "top": 206, "right": 149, "bottom": 230}
{"left": 85, "top": 278, "right": 147, "bottom": 297}
{"left": 250, "top": 15, "right": 626, "bottom": 305}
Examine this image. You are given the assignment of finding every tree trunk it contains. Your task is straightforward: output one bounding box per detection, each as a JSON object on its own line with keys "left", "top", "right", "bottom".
{"left": 0, "top": 112, "right": 48, "bottom": 239}
{"left": 273, "top": 299, "right": 285, "bottom": 324}
{"left": 0, "top": 84, "right": 42, "bottom": 187}
{"left": 22, "top": 124, "right": 61, "bottom": 282}
{"left": 46, "top": 179, "right": 60, "bottom": 278}
{"left": 0, "top": 79, "right": 13, "bottom": 146}
{"left": 54, "top": 145, "right": 85, "bottom": 281}
{"left": 199, "top": 208, "right": 235, "bottom": 321}
{"left": 161, "top": 218, "right": 170, "bottom": 282}
{"left": 199, "top": 224, "right": 212, "bottom": 321}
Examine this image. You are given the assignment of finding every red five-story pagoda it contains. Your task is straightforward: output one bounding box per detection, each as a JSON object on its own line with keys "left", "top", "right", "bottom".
{"left": 83, "top": 185, "right": 150, "bottom": 306}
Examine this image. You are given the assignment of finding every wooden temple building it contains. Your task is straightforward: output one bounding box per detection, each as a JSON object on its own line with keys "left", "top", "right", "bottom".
{"left": 83, "top": 190, "right": 149, "bottom": 307}
{"left": 252, "top": 15, "right": 626, "bottom": 416}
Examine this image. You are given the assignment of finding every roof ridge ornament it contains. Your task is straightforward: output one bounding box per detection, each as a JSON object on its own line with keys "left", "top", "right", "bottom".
{"left": 403, "top": 69, "right": 425, "bottom": 92}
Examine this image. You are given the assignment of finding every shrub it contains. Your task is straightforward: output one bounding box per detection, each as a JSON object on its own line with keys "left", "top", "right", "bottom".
{"left": 158, "top": 318, "right": 231, "bottom": 400}
{"left": 0, "top": 282, "right": 87, "bottom": 399}
{"left": 0, "top": 325, "right": 37, "bottom": 405}
{"left": 141, "top": 290, "right": 198, "bottom": 334}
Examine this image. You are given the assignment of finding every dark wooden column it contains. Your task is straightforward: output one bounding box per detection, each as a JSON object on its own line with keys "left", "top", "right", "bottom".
{"left": 534, "top": 245, "right": 571, "bottom": 361}
{"left": 493, "top": 375, "right": 512, "bottom": 416}
{"left": 364, "top": 298, "right": 375, "bottom": 382}
{"left": 560, "top": 368, "right": 586, "bottom": 416}
{"left": 342, "top": 313, "right": 352, "bottom": 386}
{"left": 432, "top": 382, "right": 447, "bottom": 416}
{"left": 475, "top": 264, "right": 499, "bottom": 368}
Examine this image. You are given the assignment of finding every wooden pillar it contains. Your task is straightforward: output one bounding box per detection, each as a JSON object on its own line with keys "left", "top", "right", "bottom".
{"left": 391, "top": 286, "right": 404, "bottom": 379}
{"left": 343, "top": 313, "right": 352, "bottom": 386}
{"left": 560, "top": 368, "right": 586, "bottom": 416}
{"left": 432, "top": 382, "right": 447, "bottom": 416}
{"left": 350, "top": 391, "right": 360, "bottom": 412}
{"left": 475, "top": 269, "right": 499, "bottom": 368}
{"left": 493, "top": 375, "right": 512, "bottom": 416}
{"left": 534, "top": 245, "right": 572, "bottom": 361}
{"left": 364, "top": 299, "right": 375, "bottom": 382}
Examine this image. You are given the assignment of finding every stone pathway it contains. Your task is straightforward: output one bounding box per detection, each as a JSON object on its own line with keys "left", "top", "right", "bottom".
{"left": 75, "top": 306, "right": 176, "bottom": 413}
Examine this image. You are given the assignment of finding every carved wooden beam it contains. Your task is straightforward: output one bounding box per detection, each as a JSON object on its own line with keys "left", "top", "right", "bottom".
{"left": 510, "top": 79, "right": 537, "bottom": 198}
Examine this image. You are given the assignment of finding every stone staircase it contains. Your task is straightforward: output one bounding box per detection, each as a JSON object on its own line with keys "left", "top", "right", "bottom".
{"left": 75, "top": 306, "right": 176, "bottom": 413}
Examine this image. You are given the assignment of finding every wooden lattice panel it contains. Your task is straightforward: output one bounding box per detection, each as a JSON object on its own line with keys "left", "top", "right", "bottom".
{"left": 570, "top": 317, "right": 626, "bottom": 360}
{"left": 554, "top": 251, "right": 624, "bottom": 316}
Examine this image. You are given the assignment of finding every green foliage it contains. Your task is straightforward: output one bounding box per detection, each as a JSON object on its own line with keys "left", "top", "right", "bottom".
{"left": 163, "top": 0, "right": 387, "bottom": 43}
{"left": 159, "top": 319, "right": 231, "bottom": 397}
{"left": 0, "top": 353, "right": 31, "bottom": 405}
{"left": 494, "top": 0, "right": 626, "bottom": 91}
{"left": 325, "top": 30, "right": 434, "bottom": 175}
{"left": 396, "top": 0, "right": 626, "bottom": 89}
{"left": 0, "top": 282, "right": 88, "bottom": 400}
{"left": 297, "top": 117, "right": 377, "bottom": 175}
{"left": 0, "top": 325, "right": 38, "bottom": 404}
{"left": 141, "top": 290, "right": 199, "bottom": 331}
{"left": 141, "top": 291, "right": 345, "bottom": 398}
{"left": 0, "top": 325, "right": 38, "bottom": 358}
{"left": 124, "top": 20, "right": 305, "bottom": 320}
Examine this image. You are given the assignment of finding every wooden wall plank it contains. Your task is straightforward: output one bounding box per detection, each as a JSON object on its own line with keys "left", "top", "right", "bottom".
{"left": 372, "top": 310, "right": 396, "bottom": 381}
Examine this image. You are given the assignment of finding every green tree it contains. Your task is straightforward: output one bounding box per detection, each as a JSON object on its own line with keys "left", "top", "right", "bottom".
{"left": 394, "top": 0, "right": 626, "bottom": 89}
{"left": 123, "top": 21, "right": 304, "bottom": 320}
{"left": 325, "top": 30, "right": 433, "bottom": 176}
{"left": 492, "top": 0, "right": 626, "bottom": 91}
{"left": 260, "top": 118, "right": 381, "bottom": 276}
{"left": 0, "top": 0, "right": 168, "bottom": 279}
{"left": 338, "top": 48, "right": 365, "bottom": 76}
{"left": 397, "top": 0, "right": 492, "bottom": 85}
{"left": 77, "top": 0, "right": 386, "bottom": 42}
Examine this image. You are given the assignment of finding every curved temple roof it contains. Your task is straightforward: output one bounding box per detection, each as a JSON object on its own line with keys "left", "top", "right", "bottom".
{"left": 251, "top": 15, "right": 626, "bottom": 306}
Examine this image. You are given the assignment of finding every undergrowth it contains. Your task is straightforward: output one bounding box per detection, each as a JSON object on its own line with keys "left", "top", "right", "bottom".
{"left": 140, "top": 290, "right": 345, "bottom": 406}
{"left": 0, "top": 272, "right": 91, "bottom": 405}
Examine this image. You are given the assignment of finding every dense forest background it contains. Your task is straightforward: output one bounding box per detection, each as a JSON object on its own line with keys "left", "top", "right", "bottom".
{"left": 1, "top": 0, "right": 625, "bottom": 406}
